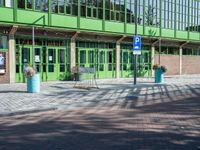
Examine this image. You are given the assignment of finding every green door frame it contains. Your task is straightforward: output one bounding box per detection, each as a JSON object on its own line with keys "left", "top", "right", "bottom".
{"left": 78, "top": 48, "right": 116, "bottom": 79}
{"left": 120, "top": 49, "right": 152, "bottom": 78}
{"left": 15, "top": 45, "right": 42, "bottom": 83}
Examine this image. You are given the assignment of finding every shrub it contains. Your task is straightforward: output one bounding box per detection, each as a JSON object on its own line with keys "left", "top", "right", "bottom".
{"left": 24, "top": 65, "right": 36, "bottom": 78}
{"left": 153, "top": 64, "right": 167, "bottom": 73}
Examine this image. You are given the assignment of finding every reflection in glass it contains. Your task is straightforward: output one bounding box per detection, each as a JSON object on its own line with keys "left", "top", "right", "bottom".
{"left": 80, "top": 51, "right": 86, "bottom": 63}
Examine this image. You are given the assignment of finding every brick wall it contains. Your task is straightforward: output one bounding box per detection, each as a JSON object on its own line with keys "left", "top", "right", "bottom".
{"left": 0, "top": 52, "right": 9, "bottom": 84}
{"left": 182, "top": 56, "right": 200, "bottom": 74}
{"left": 154, "top": 55, "right": 179, "bottom": 75}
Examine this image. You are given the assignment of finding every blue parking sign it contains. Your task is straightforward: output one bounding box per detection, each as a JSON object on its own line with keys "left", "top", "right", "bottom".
{"left": 133, "top": 36, "right": 141, "bottom": 55}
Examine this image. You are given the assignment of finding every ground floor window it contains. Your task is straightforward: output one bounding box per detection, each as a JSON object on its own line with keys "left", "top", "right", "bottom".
{"left": 15, "top": 37, "right": 71, "bottom": 83}
{"left": 155, "top": 46, "right": 179, "bottom": 55}
{"left": 183, "top": 48, "right": 200, "bottom": 56}
{"left": 0, "top": 35, "right": 8, "bottom": 49}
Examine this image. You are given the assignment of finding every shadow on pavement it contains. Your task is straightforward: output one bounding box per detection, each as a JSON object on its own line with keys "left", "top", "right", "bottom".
{"left": 0, "top": 82, "right": 200, "bottom": 150}
{"left": 0, "top": 89, "right": 199, "bottom": 150}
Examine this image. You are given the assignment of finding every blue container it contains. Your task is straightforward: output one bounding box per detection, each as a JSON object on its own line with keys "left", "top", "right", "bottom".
{"left": 155, "top": 69, "right": 164, "bottom": 83}
{"left": 27, "top": 74, "right": 40, "bottom": 93}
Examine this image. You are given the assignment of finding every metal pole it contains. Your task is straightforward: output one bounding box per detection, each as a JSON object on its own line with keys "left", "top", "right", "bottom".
{"left": 32, "top": 2, "right": 35, "bottom": 67}
{"left": 159, "top": 38, "right": 161, "bottom": 65}
{"left": 32, "top": 26, "right": 35, "bottom": 67}
{"left": 134, "top": 0, "right": 137, "bottom": 85}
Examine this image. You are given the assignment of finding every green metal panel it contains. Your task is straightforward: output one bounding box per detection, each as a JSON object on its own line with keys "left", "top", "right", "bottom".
{"left": 51, "top": 14, "right": 77, "bottom": 28}
{"left": 105, "top": 21, "right": 124, "bottom": 33}
{"left": 162, "top": 29, "right": 174, "bottom": 38}
{"left": 176, "top": 31, "right": 188, "bottom": 40}
{"left": 17, "top": 10, "right": 48, "bottom": 25}
{"left": 126, "top": 24, "right": 143, "bottom": 35}
{"left": 189, "top": 32, "right": 200, "bottom": 40}
{"left": 1, "top": 2, "right": 200, "bottom": 41}
{"left": 0, "top": 7, "right": 13, "bottom": 22}
{"left": 126, "top": 24, "right": 135, "bottom": 34}
{"left": 80, "top": 18, "right": 102, "bottom": 31}
{"left": 145, "top": 26, "right": 160, "bottom": 37}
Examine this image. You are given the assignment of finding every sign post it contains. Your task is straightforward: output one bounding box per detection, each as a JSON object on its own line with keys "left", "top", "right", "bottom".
{"left": 133, "top": 35, "right": 142, "bottom": 85}
{"left": 133, "top": 36, "right": 142, "bottom": 55}
{"left": 133, "top": 0, "right": 140, "bottom": 85}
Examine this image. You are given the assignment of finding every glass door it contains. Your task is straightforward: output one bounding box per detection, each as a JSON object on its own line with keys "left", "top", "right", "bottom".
{"left": 137, "top": 50, "right": 151, "bottom": 77}
{"left": 97, "top": 49, "right": 106, "bottom": 78}
{"left": 47, "top": 48, "right": 58, "bottom": 81}
{"left": 34, "top": 48, "right": 41, "bottom": 72}
{"left": 58, "top": 48, "right": 70, "bottom": 80}
{"left": 106, "top": 49, "right": 115, "bottom": 78}
{"left": 121, "top": 50, "right": 132, "bottom": 78}
{"left": 16, "top": 46, "right": 31, "bottom": 83}
{"left": 79, "top": 49, "right": 87, "bottom": 67}
{"left": 15, "top": 45, "right": 45, "bottom": 83}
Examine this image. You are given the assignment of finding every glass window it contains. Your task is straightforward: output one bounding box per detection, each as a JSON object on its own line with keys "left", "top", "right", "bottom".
{"left": 0, "top": 36, "right": 8, "bottom": 49}
{"left": 72, "top": 0, "right": 78, "bottom": 16}
{"left": 18, "top": 0, "right": 25, "bottom": 9}
{"left": 80, "top": 51, "right": 86, "bottom": 63}
{"left": 58, "top": 0, "right": 64, "bottom": 13}
{"left": 42, "top": 0, "right": 48, "bottom": 12}
{"left": 5, "top": 0, "right": 13, "bottom": 7}
{"left": 59, "top": 49, "right": 65, "bottom": 63}
{"left": 106, "top": 0, "right": 125, "bottom": 22}
{"left": 0, "top": 0, "right": 4, "bottom": 6}
{"left": 51, "top": 0, "right": 58, "bottom": 13}
{"left": 35, "top": 0, "right": 41, "bottom": 10}
{"left": 27, "top": 0, "right": 33, "bottom": 9}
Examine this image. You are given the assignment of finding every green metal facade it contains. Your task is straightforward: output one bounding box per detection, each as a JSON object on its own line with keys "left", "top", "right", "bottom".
{"left": 0, "top": 0, "right": 200, "bottom": 41}
{"left": 0, "top": 0, "right": 200, "bottom": 83}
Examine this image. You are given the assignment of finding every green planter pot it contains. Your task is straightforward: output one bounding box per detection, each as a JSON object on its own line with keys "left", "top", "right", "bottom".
{"left": 27, "top": 74, "right": 40, "bottom": 93}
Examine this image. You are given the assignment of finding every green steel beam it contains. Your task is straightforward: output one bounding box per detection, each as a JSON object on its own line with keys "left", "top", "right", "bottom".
{"left": 48, "top": 0, "right": 51, "bottom": 26}
{"left": 13, "top": 0, "right": 17, "bottom": 22}
{"left": 143, "top": 0, "right": 145, "bottom": 35}
{"left": 124, "top": 0, "right": 127, "bottom": 33}
{"left": 174, "top": 0, "right": 177, "bottom": 38}
{"left": 159, "top": 0, "right": 162, "bottom": 37}
{"left": 188, "top": 0, "right": 190, "bottom": 39}
{"left": 77, "top": 0, "right": 80, "bottom": 29}
{"left": 103, "top": 0, "right": 105, "bottom": 31}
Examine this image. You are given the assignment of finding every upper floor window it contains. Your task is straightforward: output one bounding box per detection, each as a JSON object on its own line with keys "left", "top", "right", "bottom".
{"left": 0, "top": 0, "right": 13, "bottom": 7}
{"left": 105, "top": 0, "right": 125, "bottom": 22}
{"left": 51, "top": 0, "right": 78, "bottom": 16}
{"left": 80, "top": 0, "right": 103, "bottom": 19}
{"left": 18, "top": 0, "right": 48, "bottom": 11}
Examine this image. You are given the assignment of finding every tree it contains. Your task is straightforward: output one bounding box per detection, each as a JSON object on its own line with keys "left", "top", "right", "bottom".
{"left": 145, "top": 5, "right": 159, "bottom": 26}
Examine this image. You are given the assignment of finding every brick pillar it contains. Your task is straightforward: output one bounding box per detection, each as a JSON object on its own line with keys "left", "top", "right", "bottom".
{"left": 151, "top": 46, "right": 155, "bottom": 77}
{"left": 116, "top": 43, "right": 120, "bottom": 79}
{"left": 9, "top": 35, "right": 15, "bottom": 83}
{"left": 179, "top": 47, "right": 182, "bottom": 75}
{"left": 70, "top": 39, "right": 76, "bottom": 71}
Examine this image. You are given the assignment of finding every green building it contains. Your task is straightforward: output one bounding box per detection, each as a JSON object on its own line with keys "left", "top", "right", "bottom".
{"left": 0, "top": 0, "right": 200, "bottom": 83}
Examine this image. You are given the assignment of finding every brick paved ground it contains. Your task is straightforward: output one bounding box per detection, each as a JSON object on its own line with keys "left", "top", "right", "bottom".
{"left": 0, "top": 75, "right": 200, "bottom": 150}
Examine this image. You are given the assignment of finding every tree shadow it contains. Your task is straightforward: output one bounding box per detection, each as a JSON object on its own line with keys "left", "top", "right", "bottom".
{"left": 0, "top": 106, "right": 199, "bottom": 150}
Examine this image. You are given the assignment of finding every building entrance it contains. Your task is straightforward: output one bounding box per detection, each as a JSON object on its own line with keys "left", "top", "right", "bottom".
{"left": 120, "top": 49, "right": 151, "bottom": 78}
{"left": 15, "top": 45, "right": 70, "bottom": 82}
{"left": 78, "top": 48, "right": 116, "bottom": 79}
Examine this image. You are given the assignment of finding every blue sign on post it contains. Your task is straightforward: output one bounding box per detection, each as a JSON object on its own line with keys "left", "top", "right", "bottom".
{"left": 133, "top": 36, "right": 142, "bottom": 55}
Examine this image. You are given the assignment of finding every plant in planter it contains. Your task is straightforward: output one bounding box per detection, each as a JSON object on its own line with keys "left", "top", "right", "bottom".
{"left": 24, "top": 65, "right": 40, "bottom": 93}
{"left": 153, "top": 64, "right": 167, "bottom": 83}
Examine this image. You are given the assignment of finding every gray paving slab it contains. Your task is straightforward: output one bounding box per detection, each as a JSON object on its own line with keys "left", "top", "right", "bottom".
{"left": 0, "top": 75, "right": 200, "bottom": 116}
